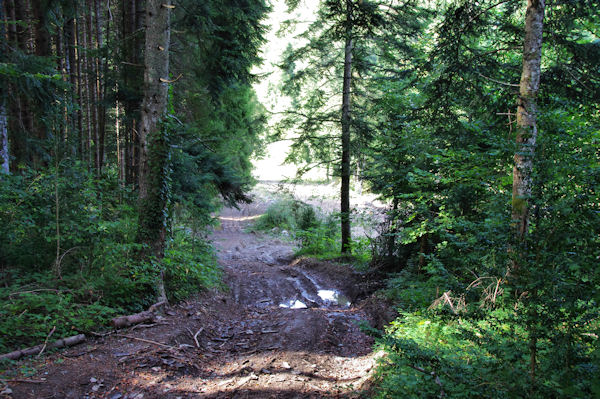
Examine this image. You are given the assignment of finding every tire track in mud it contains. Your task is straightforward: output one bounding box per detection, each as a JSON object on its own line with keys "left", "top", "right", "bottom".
{"left": 201, "top": 205, "right": 378, "bottom": 398}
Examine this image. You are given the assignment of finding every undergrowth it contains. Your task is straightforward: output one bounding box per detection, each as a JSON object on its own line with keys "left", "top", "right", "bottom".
{"left": 250, "top": 195, "right": 372, "bottom": 268}
{"left": 0, "top": 165, "right": 220, "bottom": 357}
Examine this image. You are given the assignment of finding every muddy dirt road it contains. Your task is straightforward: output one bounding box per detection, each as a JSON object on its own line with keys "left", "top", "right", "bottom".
{"left": 4, "top": 204, "right": 381, "bottom": 398}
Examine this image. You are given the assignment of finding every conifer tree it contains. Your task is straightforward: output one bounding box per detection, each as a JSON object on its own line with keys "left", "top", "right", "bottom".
{"left": 279, "top": 0, "right": 385, "bottom": 253}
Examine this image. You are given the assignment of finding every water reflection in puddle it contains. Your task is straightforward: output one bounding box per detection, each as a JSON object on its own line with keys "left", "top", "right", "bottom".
{"left": 279, "top": 299, "right": 307, "bottom": 309}
{"left": 318, "top": 289, "right": 351, "bottom": 307}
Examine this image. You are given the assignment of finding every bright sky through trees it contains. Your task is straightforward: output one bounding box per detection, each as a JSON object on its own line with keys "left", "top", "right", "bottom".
{"left": 252, "top": 0, "right": 324, "bottom": 181}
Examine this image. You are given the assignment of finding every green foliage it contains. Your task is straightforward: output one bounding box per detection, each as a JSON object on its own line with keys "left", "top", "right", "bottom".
{"left": 0, "top": 275, "right": 118, "bottom": 354}
{"left": 163, "top": 229, "right": 222, "bottom": 303}
{"left": 170, "top": 85, "right": 266, "bottom": 222}
{"left": 0, "top": 163, "right": 221, "bottom": 354}
{"left": 251, "top": 196, "right": 371, "bottom": 264}
{"left": 252, "top": 197, "right": 318, "bottom": 233}
{"left": 358, "top": 0, "right": 600, "bottom": 396}
{"left": 295, "top": 214, "right": 339, "bottom": 256}
{"left": 169, "top": 0, "right": 269, "bottom": 221}
{"left": 374, "top": 309, "right": 598, "bottom": 398}
{"left": 0, "top": 0, "right": 268, "bottom": 358}
{"left": 373, "top": 313, "right": 527, "bottom": 399}
{"left": 0, "top": 48, "right": 70, "bottom": 167}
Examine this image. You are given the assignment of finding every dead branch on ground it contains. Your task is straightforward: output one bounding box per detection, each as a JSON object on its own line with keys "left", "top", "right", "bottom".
{"left": 110, "top": 300, "right": 167, "bottom": 329}
{"left": 0, "top": 334, "right": 86, "bottom": 361}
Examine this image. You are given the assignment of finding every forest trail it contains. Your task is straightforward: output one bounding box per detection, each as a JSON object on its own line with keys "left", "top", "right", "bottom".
{"left": 6, "top": 200, "right": 382, "bottom": 398}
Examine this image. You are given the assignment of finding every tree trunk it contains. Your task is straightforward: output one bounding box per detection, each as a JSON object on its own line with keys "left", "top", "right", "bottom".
{"left": 511, "top": 0, "right": 545, "bottom": 384}
{"left": 0, "top": 0, "right": 9, "bottom": 174}
{"left": 65, "top": 14, "right": 78, "bottom": 156}
{"left": 81, "top": 9, "right": 93, "bottom": 167}
{"left": 74, "top": 6, "right": 84, "bottom": 157}
{"left": 122, "top": 0, "right": 143, "bottom": 185}
{"left": 340, "top": 0, "right": 353, "bottom": 255}
{"left": 4, "top": 0, "right": 16, "bottom": 45}
{"left": 10, "top": 0, "right": 34, "bottom": 168}
{"left": 137, "top": 0, "right": 172, "bottom": 302}
{"left": 85, "top": 0, "right": 99, "bottom": 171}
{"left": 0, "top": 102, "right": 7, "bottom": 175}
{"left": 512, "top": 0, "right": 545, "bottom": 243}
{"left": 95, "top": 0, "right": 107, "bottom": 172}
{"left": 31, "top": 0, "right": 50, "bottom": 57}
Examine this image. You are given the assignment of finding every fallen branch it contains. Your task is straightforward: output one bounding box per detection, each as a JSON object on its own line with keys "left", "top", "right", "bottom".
{"left": 114, "top": 334, "right": 176, "bottom": 350}
{"left": 130, "top": 322, "right": 169, "bottom": 330}
{"left": 111, "top": 301, "right": 167, "bottom": 329}
{"left": 89, "top": 330, "right": 115, "bottom": 337}
{"left": 1, "top": 379, "right": 46, "bottom": 384}
{"left": 0, "top": 334, "right": 86, "bottom": 361}
{"left": 187, "top": 327, "right": 203, "bottom": 348}
{"left": 36, "top": 326, "right": 56, "bottom": 358}
{"left": 193, "top": 328, "right": 203, "bottom": 348}
{"left": 111, "top": 311, "right": 154, "bottom": 329}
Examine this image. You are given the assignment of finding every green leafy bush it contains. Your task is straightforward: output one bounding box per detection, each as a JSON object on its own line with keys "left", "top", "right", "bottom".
{"left": 252, "top": 197, "right": 319, "bottom": 233}
{"left": 0, "top": 164, "right": 223, "bottom": 355}
{"left": 252, "top": 197, "right": 371, "bottom": 264}
{"left": 295, "top": 219, "right": 339, "bottom": 257}
{"left": 163, "top": 228, "right": 222, "bottom": 303}
{"left": 374, "top": 309, "right": 599, "bottom": 398}
{"left": 0, "top": 271, "right": 118, "bottom": 354}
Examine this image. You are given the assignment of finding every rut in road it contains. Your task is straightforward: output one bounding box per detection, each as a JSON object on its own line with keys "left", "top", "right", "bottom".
{"left": 6, "top": 203, "right": 380, "bottom": 399}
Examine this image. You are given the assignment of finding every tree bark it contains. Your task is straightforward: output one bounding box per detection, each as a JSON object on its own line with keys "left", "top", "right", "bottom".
{"left": 137, "top": 0, "right": 172, "bottom": 302}
{"left": 340, "top": 0, "right": 353, "bottom": 254}
{"left": 10, "top": 0, "right": 34, "bottom": 168}
{"left": 65, "top": 13, "right": 78, "bottom": 156}
{"left": 81, "top": 8, "right": 93, "bottom": 167}
{"left": 75, "top": 9, "right": 84, "bottom": 157}
{"left": 4, "top": 0, "right": 16, "bottom": 45}
{"left": 0, "top": 103, "right": 7, "bottom": 175}
{"left": 111, "top": 300, "right": 166, "bottom": 328}
{"left": 512, "top": 0, "right": 545, "bottom": 242}
{"left": 511, "top": 0, "right": 545, "bottom": 384}
{"left": 122, "top": 0, "right": 143, "bottom": 185}
{"left": 0, "top": 334, "right": 85, "bottom": 361}
{"left": 0, "top": 0, "right": 9, "bottom": 174}
{"left": 85, "top": 0, "right": 99, "bottom": 171}
{"left": 95, "top": 0, "right": 107, "bottom": 172}
{"left": 31, "top": 0, "right": 51, "bottom": 57}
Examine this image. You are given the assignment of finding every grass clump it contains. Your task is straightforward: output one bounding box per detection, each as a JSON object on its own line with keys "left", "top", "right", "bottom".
{"left": 251, "top": 196, "right": 371, "bottom": 266}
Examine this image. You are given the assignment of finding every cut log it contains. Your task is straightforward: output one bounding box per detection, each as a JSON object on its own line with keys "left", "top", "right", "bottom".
{"left": 110, "top": 300, "right": 167, "bottom": 329}
{"left": 0, "top": 334, "right": 86, "bottom": 361}
{"left": 111, "top": 310, "right": 154, "bottom": 329}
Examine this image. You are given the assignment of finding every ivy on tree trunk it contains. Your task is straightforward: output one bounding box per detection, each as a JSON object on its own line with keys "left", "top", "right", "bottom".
{"left": 137, "top": 0, "right": 172, "bottom": 303}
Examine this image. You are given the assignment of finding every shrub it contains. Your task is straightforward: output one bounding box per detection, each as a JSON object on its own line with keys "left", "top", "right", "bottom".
{"left": 163, "top": 228, "right": 221, "bottom": 303}
{"left": 0, "top": 164, "right": 223, "bottom": 355}
{"left": 252, "top": 197, "right": 319, "bottom": 233}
